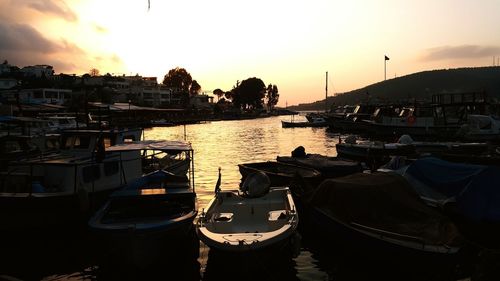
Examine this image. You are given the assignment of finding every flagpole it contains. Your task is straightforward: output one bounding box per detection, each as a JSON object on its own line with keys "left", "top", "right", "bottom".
{"left": 384, "top": 55, "right": 390, "bottom": 81}
{"left": 325, "top": 71, "right": 328, "bottom": 112}
{"left": 384, "top": 56, "right": 387, "bottom": 81}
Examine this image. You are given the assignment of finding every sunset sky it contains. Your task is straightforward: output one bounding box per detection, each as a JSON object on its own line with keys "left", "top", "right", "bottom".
{"left": 1, "top": 0, "right": 499, "bottom": 106}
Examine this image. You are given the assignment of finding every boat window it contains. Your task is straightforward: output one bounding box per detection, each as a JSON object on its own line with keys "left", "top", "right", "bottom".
{"left": 83, "top": 165, "right": 100, "bottom": 182}
{"left": 104, "top": 161, "right": 119, "bottom": 176}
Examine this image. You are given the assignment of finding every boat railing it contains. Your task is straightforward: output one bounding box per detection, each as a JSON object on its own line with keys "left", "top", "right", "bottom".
{"left": 350, "top": 222, "right": 425, "bottom": 245}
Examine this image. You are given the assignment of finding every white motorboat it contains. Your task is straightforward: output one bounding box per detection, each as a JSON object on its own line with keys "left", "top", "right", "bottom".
{"left": 197, "top": 171, "right": 299, "bottom": 254}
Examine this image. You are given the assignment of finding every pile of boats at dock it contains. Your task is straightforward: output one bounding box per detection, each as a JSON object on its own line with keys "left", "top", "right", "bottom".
{"left": 3, "top": 114, "right": 500, "bottom": 277}
{"left": 314, "top": 91, "right": 500, "bottom": 143}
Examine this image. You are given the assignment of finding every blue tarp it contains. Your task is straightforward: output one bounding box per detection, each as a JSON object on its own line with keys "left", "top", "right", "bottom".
{"left": 404, "top": 157, "right": 500, "bottom": 222}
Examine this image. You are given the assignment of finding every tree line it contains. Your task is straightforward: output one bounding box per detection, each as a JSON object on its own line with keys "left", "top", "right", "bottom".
{"left": 162, "top": 67, "right": 279, "bottom": 111}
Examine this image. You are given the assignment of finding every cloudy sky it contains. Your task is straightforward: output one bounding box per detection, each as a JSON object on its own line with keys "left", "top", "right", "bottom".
{"left": 1, "top": 0, "right": 499, "bottom": 106}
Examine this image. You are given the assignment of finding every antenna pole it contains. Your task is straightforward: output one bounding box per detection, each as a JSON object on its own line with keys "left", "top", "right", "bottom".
{"left": 325, "top": 71, "right": 328, "bottom": 112}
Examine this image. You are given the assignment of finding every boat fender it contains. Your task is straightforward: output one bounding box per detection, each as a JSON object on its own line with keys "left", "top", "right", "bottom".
{"left": 77, "top": 187, "right": 89, "bottom": 212}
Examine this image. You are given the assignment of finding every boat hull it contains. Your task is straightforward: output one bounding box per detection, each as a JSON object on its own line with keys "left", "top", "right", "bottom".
{"left": 238, "top": 161, "right": 321, "bottom": 187}
{"left": 0, "top": 188, "right": 114, "bottom": 231}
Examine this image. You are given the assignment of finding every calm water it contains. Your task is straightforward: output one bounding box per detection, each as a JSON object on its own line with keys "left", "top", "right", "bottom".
{"left": 144, "top": 114, "right": 339, "bottom": 208}
{"left": 2, "top": 115, "right": 477, "bottom": 281}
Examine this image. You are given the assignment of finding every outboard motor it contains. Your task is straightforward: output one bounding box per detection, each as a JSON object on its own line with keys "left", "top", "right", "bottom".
{"left": 240, "top": 171, "right": 271, "bottom": 198}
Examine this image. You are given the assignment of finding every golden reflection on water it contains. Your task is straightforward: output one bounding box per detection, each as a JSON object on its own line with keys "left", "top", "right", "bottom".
{"left": 144, "top": 115, "right": 339, "bottom": 208}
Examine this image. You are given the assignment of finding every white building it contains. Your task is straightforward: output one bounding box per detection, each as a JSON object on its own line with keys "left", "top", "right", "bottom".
{"left": 189, "top": 94, "right": 214, "bottom": 109}
{"left": 142, "top": 85, "right": 177, "bottom": 107}
{"left": 21, "top": 65, "right": 54, "bottom": 78}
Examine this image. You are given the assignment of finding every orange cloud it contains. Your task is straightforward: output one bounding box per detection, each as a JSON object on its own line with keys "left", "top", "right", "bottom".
{"left": 26, "top": 0, "right": 78, "bottom": 22}
{"left": 421, "top": 45, "right": 500, "bottom": 61}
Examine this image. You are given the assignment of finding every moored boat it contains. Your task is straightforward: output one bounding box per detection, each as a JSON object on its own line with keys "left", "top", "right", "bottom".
{"left": 281, "top": 117, "right": 328, "bottom": 128}
{"left": 197, "top": 171, "right": 299, "bottom": 255}
{"left": 396, "top": 157, "right": 500, "bottom": 248}
{"left": 306, "top": 172, "right": 464, "bottom": 263}
{"left": 276, "top": 148, "right": 363, "bottom": 179}
{"left": 88, "top": 168, "right": 198, "bottom": 268}
{"left": 238, "top": 161, "right": 321, "bottom": 187}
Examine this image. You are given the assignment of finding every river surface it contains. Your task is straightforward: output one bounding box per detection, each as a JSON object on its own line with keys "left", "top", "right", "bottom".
{"left": 2, "top": 115, "right": 478, "bottom": 281}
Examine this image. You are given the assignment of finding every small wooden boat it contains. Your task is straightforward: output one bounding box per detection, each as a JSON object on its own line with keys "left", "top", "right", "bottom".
{"left": 197, "top": 171, "right": 299, "bottom": 254}
{"left": 276, "top": 153, "right": 363, "bottom": 179}
{"left": 238, "top": 161, "right": 321, "bottom": 187}
{"left": 88, "top": 140, "right": 197, "bottom": 268}
{"left": 88, "top": 169, "right": 198, "bottom": 268}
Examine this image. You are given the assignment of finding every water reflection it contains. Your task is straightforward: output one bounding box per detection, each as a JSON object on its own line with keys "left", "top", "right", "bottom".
{"left": 144, "top": 116, "right": 339, "bottom": 208}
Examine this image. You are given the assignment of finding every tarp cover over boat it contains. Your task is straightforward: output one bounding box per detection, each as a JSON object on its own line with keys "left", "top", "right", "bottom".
{"left": 309, "top": 172, "right": 460, "bottom": 245}
{"left": 403, "top": 157, "right": 500, "bottom": 222}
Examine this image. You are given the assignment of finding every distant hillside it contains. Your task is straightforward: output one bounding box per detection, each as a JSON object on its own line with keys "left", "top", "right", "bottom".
{"left": 288, "top": 66, "right": 500, "bottom": 111}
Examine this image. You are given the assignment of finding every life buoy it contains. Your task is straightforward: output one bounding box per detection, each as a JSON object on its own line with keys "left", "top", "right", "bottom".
{"left": 407, "top": 115, "right": 416, "bottom": 125}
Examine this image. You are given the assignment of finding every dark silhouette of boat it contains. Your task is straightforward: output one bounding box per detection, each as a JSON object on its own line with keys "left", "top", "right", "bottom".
{"left": 306, "top": 172, "right": 464, "bottom": 263}
{"left": 238, "top": 161, "right": 321, "bottom": 187}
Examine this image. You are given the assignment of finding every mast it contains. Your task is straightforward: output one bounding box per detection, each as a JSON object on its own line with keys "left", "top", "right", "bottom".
{"left": 325, "top": 71, "right": 328, "bottom": 112}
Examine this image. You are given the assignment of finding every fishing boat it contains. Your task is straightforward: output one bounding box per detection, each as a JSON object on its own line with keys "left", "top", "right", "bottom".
{"left": 88, "top": 165, "right": 198, "bottom": 268}
{"left": 336, "top": 135, "right": 489, "bottom": 164}
{"left": 197, "top": 171, "right": 299, "bottom": 254}
{"left": 307, "top": 172, "right": 464, "bottom": 263}
{"left": 0, "top": 131, "right": 190, "bottom": 231}
{"left": 106, "top": 140, "right": 192, "bottom": 176}
{"left": 0, "top": 145, "right": 144, "bottom": 231}
{"left": 238, "top": 161, "right": 321, "bottom": 187}
{"left": 276, "top": 147, "right": 363, "bottom": 179}
{"left": 281, "top": 117, "right": 328, "bottom": 128}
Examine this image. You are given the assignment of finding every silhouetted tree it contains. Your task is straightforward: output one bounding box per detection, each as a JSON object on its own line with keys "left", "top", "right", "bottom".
{"left": 162, "top": 67, "right": 192, "bottom": 93}
{"left": 232, "top": 77, "right": 266, "bottom": 110}
{"left": 213, "top": 88, "right": 224, "bottom": 101}
{"left": 89, "top": 68, "right": 100, "bottom": 76}
{"left": 266, "top": 84, "right": 279, "bottom": 111}
{"left": 190, "top": 80, "right": 201, "bottom": 96}
{"left": 224, "top": 90, "right": 233, "bottom": 101}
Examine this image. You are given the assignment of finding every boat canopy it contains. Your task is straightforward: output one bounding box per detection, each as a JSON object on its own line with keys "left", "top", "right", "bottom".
{"left": 403, "top": 157, "right": 500, "bottom": 222}
{"left": 106, "top": 140, "right": 193, "bottom": 153}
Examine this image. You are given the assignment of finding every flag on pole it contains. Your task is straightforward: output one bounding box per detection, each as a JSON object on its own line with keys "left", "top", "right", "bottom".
{"left": 385, "top": 55, "right": 390, "bottom": 61}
